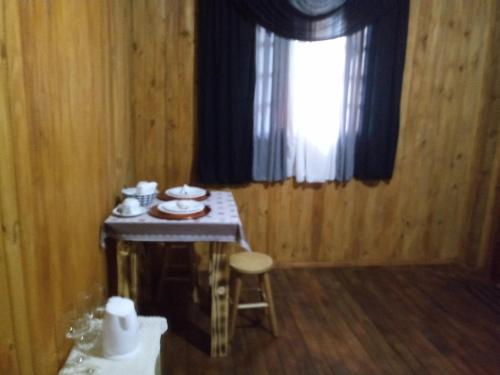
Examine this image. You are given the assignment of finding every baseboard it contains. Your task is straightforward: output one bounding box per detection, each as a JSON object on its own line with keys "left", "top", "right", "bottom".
{"left": 274, "top": 258, "right": 457, "bottom": 269}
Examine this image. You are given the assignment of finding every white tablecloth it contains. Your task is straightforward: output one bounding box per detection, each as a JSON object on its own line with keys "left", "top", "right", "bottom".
{"left": 59, "top": 316, "right": 167, "bottom": 375}
{"left": 101, "top": 191, "right": 250, "bottom": 250}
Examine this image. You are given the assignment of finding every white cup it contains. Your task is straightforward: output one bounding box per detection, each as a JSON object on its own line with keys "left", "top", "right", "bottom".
{"left": 119, "top": 198, "right": 141, "bottom": 215}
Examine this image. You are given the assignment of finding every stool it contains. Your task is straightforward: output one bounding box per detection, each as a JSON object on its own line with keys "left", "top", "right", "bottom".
{"left": 229, "top": 252, "right": 278, "bottom": 338}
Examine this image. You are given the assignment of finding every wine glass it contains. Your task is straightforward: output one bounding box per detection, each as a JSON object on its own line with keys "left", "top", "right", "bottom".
{"left": 90, "top": 283, "right": 106, "bottom": 320}
{"left": 60, "top": 310, "right": 99, "bottom": 374}
{"left": 62, "top": 310, "right": 89, "bottom": 367}
{"left": 76, "top": 291, "right": 94, "bottom": 320}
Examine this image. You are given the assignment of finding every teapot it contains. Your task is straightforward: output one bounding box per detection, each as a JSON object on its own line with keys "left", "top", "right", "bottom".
{"left": 102, "top": 296, "right": 140, "bottom": 359}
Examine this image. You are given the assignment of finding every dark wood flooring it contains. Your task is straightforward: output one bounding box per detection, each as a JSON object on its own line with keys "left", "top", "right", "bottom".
{"left": 144, "top": 265, "right": 500, "bottom": 375}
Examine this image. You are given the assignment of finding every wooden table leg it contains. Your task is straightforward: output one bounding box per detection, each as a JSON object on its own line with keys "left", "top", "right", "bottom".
{"left": 130, "top": 243, "right": 141, "bottom": 304}
{"left": 116, "top": 241, "right": 142, "bottom": 305}
{"left": 210, "top": 242, "right": 229, "bottom": 357}
{"left": 117, "top": 241, "right": 132, "bottom": 298}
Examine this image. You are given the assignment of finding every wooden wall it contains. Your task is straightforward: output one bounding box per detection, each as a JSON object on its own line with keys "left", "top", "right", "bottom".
{"left": 460, "top": 0, "right": 500, "bottom": 269}
{"left": 0, "top": 0, "right": 133, "bottom": 373}
{"left": 0, "top": 2, "right": 22, "bottom": 373}
{"left": 1, "top": 0, "right": 499, "bottom": 373}
{"left": 130, "top": 0, "right": 500, "bottom": 267}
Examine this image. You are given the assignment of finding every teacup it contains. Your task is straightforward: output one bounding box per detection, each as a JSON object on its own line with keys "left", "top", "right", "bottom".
{"left": 119, "top": 198, "right": 141, "bottom": 215}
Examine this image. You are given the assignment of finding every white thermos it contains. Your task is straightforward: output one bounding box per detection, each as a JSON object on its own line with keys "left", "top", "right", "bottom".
{"left": 102, "top": 296, "right": 140, "bottom": 359}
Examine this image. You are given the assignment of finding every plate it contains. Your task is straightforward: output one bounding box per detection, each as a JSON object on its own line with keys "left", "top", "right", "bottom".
{"left": 157, "top": 200, "right": 205, "bottom": 215}
{"left": 149, "top": 205, "right": 211, "bottom": 220}
{"left": 166, "top": 185, "right": 207, "bottom": 199}
{"left": 112, "top": 206, "right": 148, "bottom": 217}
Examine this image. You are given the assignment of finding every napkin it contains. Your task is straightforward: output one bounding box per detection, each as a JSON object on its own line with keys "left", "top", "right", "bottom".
{"left": 136, "top": 181, "right": 157, "bottom": 195}
{"left": 179, "top": 184, "right": 191, "bottom": 195}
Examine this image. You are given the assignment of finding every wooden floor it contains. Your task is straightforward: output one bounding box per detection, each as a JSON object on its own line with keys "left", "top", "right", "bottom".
{"left": 147, "top": 265, "right": 500, "bottom": 375}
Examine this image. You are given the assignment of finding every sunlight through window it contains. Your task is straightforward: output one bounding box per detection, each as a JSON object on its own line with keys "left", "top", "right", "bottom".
{"left": 289, "top": 37, "right": 347, "bottom": 157}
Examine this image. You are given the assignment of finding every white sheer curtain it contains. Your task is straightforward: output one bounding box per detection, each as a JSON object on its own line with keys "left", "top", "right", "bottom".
{"left": 253, "top": 27, "right": 290, "bottom": 181}
{"left": 253, "top": 25, "right": 368, "bottom": 183}
{"left": 287, "top": 36, "right": 347, "bottom": 182}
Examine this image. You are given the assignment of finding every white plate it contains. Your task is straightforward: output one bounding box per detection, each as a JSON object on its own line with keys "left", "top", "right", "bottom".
{"left": 112, "top": 206, "right": 148, "bottom": 217}
{"left": 166, "top": 185, "right": 206, "bottom": 199}
{"left": 157, "top": 200, "right": 205, "bottom": 215}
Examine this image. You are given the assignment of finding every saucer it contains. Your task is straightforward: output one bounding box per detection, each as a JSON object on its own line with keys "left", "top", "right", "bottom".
{"left": 121, "top": 187, "right": 137, "bottom": 196}
{"left": 112, "top": 206, "right": 148, "bottom": 217}
{"left": 122, "top": 187, "right": 159, "bottom": 197}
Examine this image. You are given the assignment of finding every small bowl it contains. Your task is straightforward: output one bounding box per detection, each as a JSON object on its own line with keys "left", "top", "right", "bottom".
{"left": 121, "top": 187, "right": 157, "bottom": 207}
{"left": 136, "top": 192, "right": 157, "bottom": 207}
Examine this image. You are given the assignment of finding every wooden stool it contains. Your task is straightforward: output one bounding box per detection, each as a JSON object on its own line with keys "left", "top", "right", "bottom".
{"left": 229, "top": 252, "right": 278, "bottom": 339}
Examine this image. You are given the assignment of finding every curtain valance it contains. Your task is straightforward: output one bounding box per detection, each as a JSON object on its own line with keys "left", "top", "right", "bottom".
{"left": 232, "top": 0, "right": 400, "bottom": 41}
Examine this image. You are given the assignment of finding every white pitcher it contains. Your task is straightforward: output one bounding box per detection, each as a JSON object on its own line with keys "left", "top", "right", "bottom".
{"left": 102, "top": 296, "right": 140, "bottom": 359}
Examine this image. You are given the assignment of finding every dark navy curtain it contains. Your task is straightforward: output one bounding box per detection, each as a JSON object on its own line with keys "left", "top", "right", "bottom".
{"left": 196, "top": 0, "right": 409, "bottom": 183}
{"left": 197, "top": 0, "right": 255, "bottom": 184}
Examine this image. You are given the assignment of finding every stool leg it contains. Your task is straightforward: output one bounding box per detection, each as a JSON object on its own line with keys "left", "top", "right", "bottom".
{"left": 258, "top": 275, "right": 268, "bottom": 316}
{"left": 230, "top": 275, "right": 242, "bottom": 340}
{"left": 262, "top": 273, "right": 278, "bottom": 337}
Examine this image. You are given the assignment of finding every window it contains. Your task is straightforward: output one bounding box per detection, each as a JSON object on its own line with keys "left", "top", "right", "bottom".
{"left": 253, "top": 26, "right": 369, "bottom": 183}
{"left": 197, "top": 0, "right": 408, "bottom": 184}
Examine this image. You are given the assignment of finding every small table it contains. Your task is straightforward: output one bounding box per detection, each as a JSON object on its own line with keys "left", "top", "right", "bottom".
{"left": 59, "top": 316, "right": 167, "bottom": 375}
{"left": 101, "top": 191, "right": 249, "bottom": 357}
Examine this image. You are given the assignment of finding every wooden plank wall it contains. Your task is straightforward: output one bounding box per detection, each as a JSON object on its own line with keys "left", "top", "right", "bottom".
{"left": 130, "top": 0, "right": 500, "bottom": 267}
{"left": 1, "top": 0, "right": 499, "bottom": 373}
{"left": 0, "top": 0, "right": 133, "bottom": 373}
{"left": 460, "top": 0, "right": 500, "bottom": 269}
{"left": 0, "top": 2, "right": 23, "bottom": 373}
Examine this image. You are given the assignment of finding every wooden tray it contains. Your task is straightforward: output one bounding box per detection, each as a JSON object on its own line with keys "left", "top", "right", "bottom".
{"left": 157, "top": 190, "right": 210, "bottom": 201}
{"left": 148, "top": 205, "right": 211, "bottom": 220}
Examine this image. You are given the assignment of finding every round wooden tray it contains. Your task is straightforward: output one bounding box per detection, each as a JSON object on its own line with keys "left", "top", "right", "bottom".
{"left": 148, "top": 205, "right": 211, "bottom": 220}
{"left": 157, "top": 190, "right": 210, "bottom": 201}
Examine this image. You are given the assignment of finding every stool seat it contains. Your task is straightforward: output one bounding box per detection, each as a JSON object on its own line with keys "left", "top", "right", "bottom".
{"left": 229, "top": 252, "right": 273, "bottom": 275}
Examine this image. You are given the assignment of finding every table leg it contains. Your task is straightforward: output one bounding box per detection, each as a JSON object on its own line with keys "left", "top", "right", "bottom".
{"left": 130, "top": 243, "right": 141, "bottom": 304}
{"left": 116, "top": 241, "right": 142, "bottom": 305}
{"left": 210, "top": 242, "right": 229, "bottom": 357}
{"left": 117, "top": 241, "right": 132, "bottom": 298}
